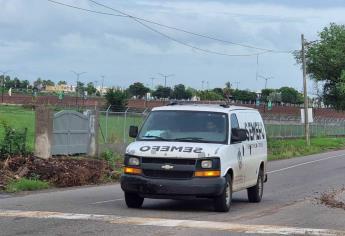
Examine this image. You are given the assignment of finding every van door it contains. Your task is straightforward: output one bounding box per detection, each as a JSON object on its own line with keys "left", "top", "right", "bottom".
{"left": 230, "top": 113, "right": 246, "bottom": 190}
{"left": 242, "top": 113, "right": 264, "bottom": 187}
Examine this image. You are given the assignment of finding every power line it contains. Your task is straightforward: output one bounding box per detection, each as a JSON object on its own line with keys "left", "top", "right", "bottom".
{"left": 47, "top": 0, "right": 294, "bottom": 56}
{"left": 134, "top": 17, "right": 267, "bottom": 57}
{"left": 88, "top": 0, "right": 288, "bottom": 53}
{"left": 47, "top": 0, "right": 124, "bottom": 17}
{"left": 48, "top": 0, "right": 265, "bottom": 57}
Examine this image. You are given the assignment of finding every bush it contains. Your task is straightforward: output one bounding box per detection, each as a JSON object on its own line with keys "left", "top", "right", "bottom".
{"left": 100, "top": 149, "right": 123, "bottom": 169}
{"left": 0, "top": 122, "right": 28, "bottom": 159}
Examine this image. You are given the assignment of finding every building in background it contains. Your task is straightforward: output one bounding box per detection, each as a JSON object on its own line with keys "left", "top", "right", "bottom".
{"left": 45, "top": 85, "right": 75, "bottom": 93}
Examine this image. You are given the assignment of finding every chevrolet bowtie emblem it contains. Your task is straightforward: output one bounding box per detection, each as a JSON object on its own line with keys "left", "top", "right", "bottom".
{"left": 161, "top": 164, "right": 174, "bottom": 170}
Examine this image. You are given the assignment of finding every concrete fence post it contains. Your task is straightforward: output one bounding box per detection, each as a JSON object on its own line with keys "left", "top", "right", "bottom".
{"left": 88, "top": 108, "right": 99, "bottom": 157}
{"left": 34, "top": 106, "right": 53, "bottom": 159}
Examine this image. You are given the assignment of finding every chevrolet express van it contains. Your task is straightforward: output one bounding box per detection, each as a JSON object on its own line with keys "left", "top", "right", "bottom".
{"left": 121, "top": 104, "right": 267, "bottom": 212}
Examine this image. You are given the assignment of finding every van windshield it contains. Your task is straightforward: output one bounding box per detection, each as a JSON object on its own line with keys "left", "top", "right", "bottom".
{"left": 138, "top": 110, "right": 228, "bottom": 144}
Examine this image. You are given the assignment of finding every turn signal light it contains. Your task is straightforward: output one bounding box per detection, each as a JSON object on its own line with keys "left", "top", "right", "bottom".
{"left": 194, "top": 170, "right": 220, "bottom": 177}
{"left": 124, "top": 167, "right": 142, "bottom": 175}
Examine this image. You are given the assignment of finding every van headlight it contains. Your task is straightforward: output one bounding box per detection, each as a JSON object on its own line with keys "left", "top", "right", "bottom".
{"left": 128, "top": 157, "right": 140, "bottom": 166}
{"left": 201, "top": 160, "right": 212, "bottom": 169}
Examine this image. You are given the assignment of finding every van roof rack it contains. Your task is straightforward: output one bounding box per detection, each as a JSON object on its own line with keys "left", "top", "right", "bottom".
{"left": 219, "top": 104, "right": 230, "bottom": 108}
{"left": 167, "top": 101, "right": 179, "bottom": 106}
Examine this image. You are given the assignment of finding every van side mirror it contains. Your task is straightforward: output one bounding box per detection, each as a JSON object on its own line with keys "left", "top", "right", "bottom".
{"left": 231, "top": 128, "right": 248, "bottom": 143}
{"left": 129, "top": 126, "right": 138, "bottom": 138}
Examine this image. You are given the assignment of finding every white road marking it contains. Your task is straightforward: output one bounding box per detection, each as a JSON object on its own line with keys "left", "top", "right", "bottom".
{"left": 0, "top": 209, "right": 344, "bottom": 236}
{"left": 90, "top": 199, "right": 124, "bottom": 205}
{"left": 268, "top": 153, "right": 345, "bottom": 174}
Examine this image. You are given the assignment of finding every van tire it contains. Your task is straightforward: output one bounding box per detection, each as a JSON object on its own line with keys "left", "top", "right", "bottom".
{"left": 125, "top": 192, "right": 144, "bottom": 208}
{"left": 247, "top": 169, "right": 264, "bottom": 203}
{"left": 214, "top": 174, "right": 232, "bottom": 212}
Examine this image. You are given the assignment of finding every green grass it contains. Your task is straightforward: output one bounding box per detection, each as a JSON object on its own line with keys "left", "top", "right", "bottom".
{"left": 268, "top": 137, "right": 345, "bottom": 161}
{"left": 0, "top": 105, "right": 35, "bottom": 151}
{"left": 98, "top": 113, "right": 144, "bottom": 144}
{"left": 5, "top": 178, "right": 50, "bottom": 193}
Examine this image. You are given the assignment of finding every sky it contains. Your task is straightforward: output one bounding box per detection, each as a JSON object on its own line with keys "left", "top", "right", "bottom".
{"left": 1, "top": 0, "right": 345, "bottom": 94}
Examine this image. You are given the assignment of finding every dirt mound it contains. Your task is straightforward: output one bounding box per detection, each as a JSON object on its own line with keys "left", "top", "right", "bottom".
{"left": 1, "top": 156, "right": 119, "bottom": 189}
{"left": 320, "top": 188, "right": 345, "bottom": 210}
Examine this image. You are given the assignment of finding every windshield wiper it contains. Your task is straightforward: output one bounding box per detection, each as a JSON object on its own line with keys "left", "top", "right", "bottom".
{"left": 173, "top": 137, "right": 205, "bottom": 141}
{"left": 141, "top": 135, "right": 168, "bottom": 140}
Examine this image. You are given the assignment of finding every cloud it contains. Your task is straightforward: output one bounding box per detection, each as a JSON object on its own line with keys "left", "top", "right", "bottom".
{"left": 0, "top": 0, "right": 345, "bottom": 91}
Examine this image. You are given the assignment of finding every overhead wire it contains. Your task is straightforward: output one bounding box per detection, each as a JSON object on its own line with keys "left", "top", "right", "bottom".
{"left": 88, "top": 0, "right": 277, "bottom": 53}
{"left": 47, "top": 0, "right": 294, "bottom": 56}
{"left": 47, "top": 0, "right": 125, "bottom": 17}
{"left": 88, "top": 0, "right": 295, "bottom": 54}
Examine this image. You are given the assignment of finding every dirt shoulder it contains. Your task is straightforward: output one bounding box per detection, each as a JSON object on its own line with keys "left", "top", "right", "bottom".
{"left": 0, "top": 155, "right": 122, "bottom": 192}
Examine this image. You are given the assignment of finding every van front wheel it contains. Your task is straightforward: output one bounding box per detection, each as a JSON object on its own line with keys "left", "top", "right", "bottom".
{"left": 125, "top": 192, "right": 144, "bottom": 208}
{"left": 214, "top": 174, "right": 232, "bottom": 212}
{"left": 247, "top": 169, "right": 264, "bottom": 203}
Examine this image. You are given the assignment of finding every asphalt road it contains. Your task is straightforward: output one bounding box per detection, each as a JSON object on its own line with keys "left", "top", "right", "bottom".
{"left": 1, "top": 150, "right": 345, "bottom": 235}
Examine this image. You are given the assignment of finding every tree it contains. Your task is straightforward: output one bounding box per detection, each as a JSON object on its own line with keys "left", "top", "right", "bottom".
{"left": 152, "top": 86, "right": 172, "bottom": 99}
{"left": 261, "top": 89, "right": 276, "bottom": 102}
{"left": 296, "top": 23, "right": 345, "bottom": 110}
{"left": 86, "top": 82, "right": 97, "bottom": 96}
{"left": 76, "top": 81, "right": 85, "bottom": 95}
{"left": 13, "top": 77, "right": 20, "bottom": 88}
{"left": 19, "top": 80, "right": 30, "bottom": 89}
{"left": 42, "top": 79, "right": 55, "bottom": 87}
{"left": 105, "top": 88, "right": 128, "bottom": 111}
{"left": 213, "top": 88, "right": 224, "bottom": 98}
{"left": 279, "top": 87, "right": 303, "bottom": 104}
{"left": 58, "top": 80, "right": 67, "bottom": 85}
{"left": 33, "top": 78, "right": 43, "bottom": 88}
{"left": 128, "top": 82, "right": 149, "bottom": 98}
{"left": 198, "top": 90, "right": 223, "bottom": 101}
{"left": 232, "top": 89, "right": 256, "bottom": 101}
{"left": 268, "top": 91, "right": 282, "bottom": 103}
{"left": 223, "top": 83, "right": 233, "bottom": 100}
{"left": 172, "top": 84, "right": 192, "bottom": 100}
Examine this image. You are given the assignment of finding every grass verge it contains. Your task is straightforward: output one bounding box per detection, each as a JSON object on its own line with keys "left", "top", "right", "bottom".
{"left": 268, "top": 137, "right": 345, "bottom": 161}
{"left": 5, "top": 178, "right": 50, "bottom": 193}
{"left": 0, "top": 105, "right": 35, "bottom": 151}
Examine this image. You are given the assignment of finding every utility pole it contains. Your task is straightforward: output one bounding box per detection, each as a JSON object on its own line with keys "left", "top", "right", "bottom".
{"left": 233, "top": 81, "right": 240, "bottom": 89}
{"left": 149, "top": 77, "right": 158, "bottom": 89}
{"left": 0, "top": 70, "right": 11, "bottom": 103}
{"left": 258, "top": 75, "right": 274, "bottom": 89}
{"left": 94, "top": 80, "right": 98, "bottom": 96}
{"left": 158, "top": 73, "right": 174, "bottom": 87}
{"left": 71, "top": 71, "right": 86, "bottom": 107}
{"left": 301, "top": 34, "right": 310, "bottom": 146}
{"left": 100, "top": 75, "right": 105, "bottom": 96}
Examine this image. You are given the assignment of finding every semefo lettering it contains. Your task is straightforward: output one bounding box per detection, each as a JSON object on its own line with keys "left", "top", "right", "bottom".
{"left": 139, "top": 146, "right": 203, "bottom": 153}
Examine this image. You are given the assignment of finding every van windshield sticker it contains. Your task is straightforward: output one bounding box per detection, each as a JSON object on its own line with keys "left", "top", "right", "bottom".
{"left": 139, "top": 146, "right": 203, "bottom": 153}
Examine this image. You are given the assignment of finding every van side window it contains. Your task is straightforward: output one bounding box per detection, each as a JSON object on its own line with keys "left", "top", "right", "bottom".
{"left": 230, "top": 114, "right": 239, "bottom": 129}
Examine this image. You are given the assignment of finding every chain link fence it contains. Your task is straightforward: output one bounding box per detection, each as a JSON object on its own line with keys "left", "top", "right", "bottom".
{"left": 98, "top": 107, "right": 345, "bottom": 152}
{"left": 263, "top": 114, "right": 345, "bottom": 138}
{"left": 98, "top": 106, "right": 148, "bottom": 152}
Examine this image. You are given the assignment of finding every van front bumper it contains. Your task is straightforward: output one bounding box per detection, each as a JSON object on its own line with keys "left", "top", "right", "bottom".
{"left": 121, "top": 174, "right": 226, "bottom": 199}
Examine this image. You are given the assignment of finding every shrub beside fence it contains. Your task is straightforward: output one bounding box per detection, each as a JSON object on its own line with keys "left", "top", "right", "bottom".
{"left": 0, "top": 123, "right": 28, "bottom": 159}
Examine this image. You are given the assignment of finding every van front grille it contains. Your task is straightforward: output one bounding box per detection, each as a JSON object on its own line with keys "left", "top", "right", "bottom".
{"left": 143, "top": 170, "right": 194, "bottom": 179}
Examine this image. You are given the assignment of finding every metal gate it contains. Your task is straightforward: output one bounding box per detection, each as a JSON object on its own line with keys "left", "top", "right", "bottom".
{"left": 52, "top": 110, "right": 90, "bottom": 155}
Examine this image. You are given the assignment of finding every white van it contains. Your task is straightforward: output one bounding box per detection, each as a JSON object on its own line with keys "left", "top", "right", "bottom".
{"left": 121, "top": 104, "right": 267, "bottom": 212}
